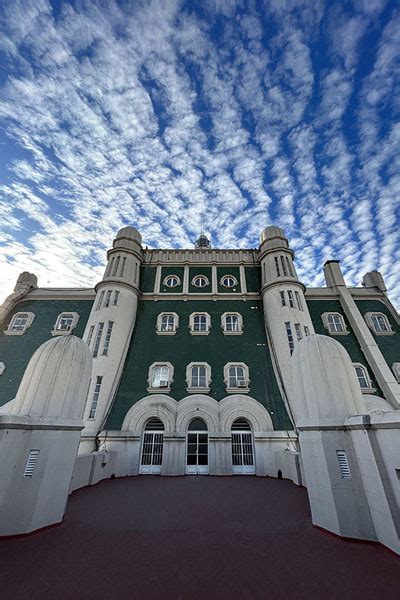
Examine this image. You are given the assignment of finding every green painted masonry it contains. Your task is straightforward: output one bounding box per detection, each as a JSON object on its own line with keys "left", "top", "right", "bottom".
{"left": 355, "top": 299, "right": 400, "bottom": 368}
{"left": 106, "top": 298, "right": 293, "bottom": 431}
{"left": 0, "top": 299, "right": 93, "bottom": 405}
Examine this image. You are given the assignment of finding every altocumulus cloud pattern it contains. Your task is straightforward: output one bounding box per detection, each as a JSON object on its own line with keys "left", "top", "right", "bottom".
{"left": 0, "top": 0, "right": 399, "bottom": 305}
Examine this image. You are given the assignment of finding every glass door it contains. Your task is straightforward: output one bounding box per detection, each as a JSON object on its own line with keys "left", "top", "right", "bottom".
{"left": 140, "top": 418, "right": 164, "bottom": 474}
{"left": 231, "top": 418, "right": 255, "bottom": 474}
{"left": 186, "top": 418, "right": 208, "bottom": 475}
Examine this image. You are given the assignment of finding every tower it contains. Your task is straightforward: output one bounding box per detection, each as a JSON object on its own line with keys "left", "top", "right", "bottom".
{"left": 80, "top": 226, "right": 143, "bottom": 451}
{"left": 259, "top": 226, "right": 315, "bottom": 406}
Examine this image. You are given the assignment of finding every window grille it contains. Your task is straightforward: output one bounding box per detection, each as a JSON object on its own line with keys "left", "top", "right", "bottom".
{"left": 89, "top": 376, "right": 103, "bottom": 419}
{"left": 104, "top": 290, "right": 112, "bottom": 308}
{"left": 24, "top": 450, "right": 40, "bottom": 477}
{"left": 95, "top": 291, "right": 105, "bottom": 311}
{"left": 336, "top": 450, "right": 351, "bottom": 479}
{"left": 274, "top": 257, "right": 281, "bottom": 277}
{"left": 295, "top": 291, "right": 303, "bottom": 311}
{"left": 10, "top": 313, "right": 29, "bottom": 332}
{"left": 107, "top": 257, "right": 115, "bottom": 277}
{"left": 102, "top": 321, "right": 114, "bottom": 355}
{"left": 120, "top": 257, "right": 126, "bottom": 277}
{"left": 285, "top": 256, "right": 294, "bottom": 277}
{"left": 287, "top": 290, "right": 295, "bottom": 307}
{"left": 92, "top": 322, "right": 104, "bottom": 357}
{"left": 112, "top": 256, "right": 120, "bottom": 277}
{"left": 280, "top": 291, "right": 286, "bottom": 306}
{"left": 280, "top": 256, "right": 288, "bottom": 276}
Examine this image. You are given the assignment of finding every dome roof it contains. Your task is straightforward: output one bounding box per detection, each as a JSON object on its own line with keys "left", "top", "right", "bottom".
{"left": 292, "top": 334, "right": 365, "bottom": 421}
{"left": 12, "top": 336, "right": 92, "bottom": 421}
{"left": 116, "top": 226, "right": 142, "bottom": 245}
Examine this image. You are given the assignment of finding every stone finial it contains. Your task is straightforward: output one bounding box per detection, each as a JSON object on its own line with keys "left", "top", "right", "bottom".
{"left": 292, "top": 334, "right": 365, "bottom": 422}
{"left": 14, "top": 272, "right": 38, "bottom": 293}
{"left": 12, "top": 335, "right": 92, "bottom": 421}
{"left": 362, "top": 271, "right": 387, "bottom": 292}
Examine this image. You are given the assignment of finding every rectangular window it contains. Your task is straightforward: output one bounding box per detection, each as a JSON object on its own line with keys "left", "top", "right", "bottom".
{"left": 92, "top": 322, "right": 104, "bottom": 357}
{"left": 327, "top": 314, "right": 344, "bottom": 332}
{"left": 285, "top": 322, "right": 294, "bottom": 354}
{"left": 194, "top": 315, "right": 207, "bottom": 331}
{"left": 161, "top": 315, "right": 175, "bottom": 332}
{"left": 371, "top": 314, "right": 388, "bottom": 332}
{"left": 112, "top": 256, "right": 120, "bottom": 277}
{"left": 287, "top": 290, "right": 295, "bottom": 308}
{"left": 295, "top": 291, "right": 303, "bottom": 311}
{"left": 280, "top": 291, "right": 286, "bottom": 306}
{"left": 228, "top": 366, "right": 245, "bottom": 388}
{"left": 285, "top": 257, "right": 294, "bottom": 277}
{"left": 226, "top": 315, "right": 239, "bottom": 331}
{"left": 107, "top": 257, "right": 115, "bottom": 277}
{"left": 24, "top": 450, "right": 40, "bottom": 477}
{"left": 104, "top": 290, "right": 112, "bottom": 308}
{"left": 280, "top": 256, "right": 288, "bottom": 277}
{"left": 120, "top": 257, "right": 126, "bottom": 277}
{"left": 191, "top": 366, "right": 207, "bottom": 387}
{"left": 274, "top": 257, "right": 281, "bottom": 277}
{"left": 89, "top": 376, "right": 103, "bottom": 419}
{"left": 304, "top": 325, "right": 310, "bottom": 337}
{"left": 95, "top": 291, "right": 105, "bottom": 311}
{"left": 102, "top": 321, "right": 114, "bottom": 355}
{"left": 336, "top": 450, "right": 351, "bottom": 479}
{"left": 86, "top": 325, "right": 95, "bottom": 347}
{"left": 113, "top": 291, "right": 120, "bottom": 306}
{"left": 295, "top": 323, "right": 303, "bottom": 341}
{"left": 354, "top": 366, "right": 369, "bottom": 389}
{"left": 152, "top": 366, "right": 169, "bottom": 387}
{"left": 11, "top": 314, "right": 29, "bottom": 331}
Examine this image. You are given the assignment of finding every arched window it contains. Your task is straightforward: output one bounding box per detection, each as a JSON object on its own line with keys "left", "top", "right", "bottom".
{"left": 221, "top": 312, "right": 243, "bottom": 335}
{"left": 187, "top": 418, "right": 208, "bottom": 475}
{"left": 164, "top": 275, "right": 180, "bottom": 288}
{"left": 147, "top": 362, "right": 174, "bottom": 392}
{"left": 353, "top": 364, "right": 374, "bottom": 392}
{"left": 52, "top": 312, "right": 79, "bottom": 335}
{"left": 156, "top": 312, "right": 179, "bottom": 335}
{"left": 5, "top": 312, "right": 35, "bottom": 335}
{"left": 140, "top": 418, "right": 164, "bottom": 474}
{"left": 186, "top": 362, "right": 211, "bottom": 392}
{"left": 224, "top": 363, "right": 250, "bottom": 392}
{"left": 365, "top": 312, "right": 393, "bottom": 334}
{"left": 192, "top": 275, "right": 209, "bottom": 288}
{"left": 220, "top": 275, "right": 237, "bottom": 288}
{"left": 322, "top": 312, "right": 348, "bottom": 334}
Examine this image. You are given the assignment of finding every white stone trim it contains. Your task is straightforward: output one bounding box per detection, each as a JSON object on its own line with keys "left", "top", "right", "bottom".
{"left": 364, "top": 312, "right": 394, "bottom": 335}
{"left": 176, "top": 395, "right": 219, "bottom": 433}
{"left": 392, "top": 363, "right": 400, "bottom": 383}
{"left": 191, "top": 274, "right": 209, "bottom": 288}
{"left": 0, "top": 362, "right": 6, "bottom": 376}
{"left": 220, "top": 274, "right": 238, "bottom": 288}
{"left": 51, "top": 312, "right": 80, "bottom": 336}
{"left": 162, "top": 274, "right": 181, "bottom": 288}
{"left": 353, "top": 363, "right": 376, "bottom": 394}
{"left": 147, "top": 362, "right": 174, "bottom": 393}
{"left": 223, "top": 362, "right": 250, "bottom": 393}
{"left": 321, "top": 312, "right": 349, "bottom": 335}
{"left": 156, "top": 312, "right": 179, "bottom": 335}
{"left": 220, "top": 312, "right": 243, "bottom": 335}
{"left": 189, "top": 312, "right": 211, "bottom": 335}
{"left": 219, "top": 395, "right": 273, "bottom": 432}
{"left": 183, "top": 265, "right": 189, "bottom": 294}
{"left": 185, "top": 362, "right": 212, "bottom": 393}
{"left": 4, "top": 312, "right": 35, "bottom": 335}
{"left": 122, "top": 395, "right": 178, "bottom": 434}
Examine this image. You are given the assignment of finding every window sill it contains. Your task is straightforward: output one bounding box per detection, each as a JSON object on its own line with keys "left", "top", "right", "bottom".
{"left": 51, "top": 329, "right": 72, "bottom": 336}
{"left": 327, "top": 330, "right": 350, "bottom": 336}
{"left": 186, "top": 387, "right": 210, "bottom": 394}
{"left": 360, "top": 387, "right": 377, "bottom": 394}
{"left": 225, "top": 386, "right": 250, "bottom": 394}
{"left": 3, "top": 330, "right": 26, "bottom": 336}
{"left": 190, "top": 331, "right": 210, "bottom": 336}
{"left": 156, "top": 330, "right": 177, "bottom": 336}
{"left": 147, "top": 386, "right": 171, "bottom": 393}
{"left": 372, "top": 331, "right": 395, "bottom": 336}
{"left": 222, "top": 330, "right": 243, "bottom": 336}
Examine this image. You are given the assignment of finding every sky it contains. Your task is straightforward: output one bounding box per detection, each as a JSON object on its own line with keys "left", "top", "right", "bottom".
{"left": 0, "top": 0, "right": 399, "bottom": 306}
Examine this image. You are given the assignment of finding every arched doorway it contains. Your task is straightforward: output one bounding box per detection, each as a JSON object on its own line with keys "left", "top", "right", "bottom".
{"left": 231, "top": 418, "right": 255, "bottom": 474}
{"left": 140, "top": 418, "right": 164, "bottom": 474}
{"left": 186, "top": 418, "right": 208, "bottom": 475}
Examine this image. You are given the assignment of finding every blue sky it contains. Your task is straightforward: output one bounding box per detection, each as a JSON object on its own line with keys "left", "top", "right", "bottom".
{"left": 0, "top": 0, "right": 399, "bottom": 305}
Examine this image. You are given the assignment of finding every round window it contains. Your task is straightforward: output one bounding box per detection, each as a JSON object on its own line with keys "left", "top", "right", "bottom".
{"left": 164, "top": 275, "right": 180, "bottom": 288}
{"left": 221, "top": 275, "right": 237, "bottom": 288}
{"left": 193, "top": 275, "right": 209, "bottom": 288}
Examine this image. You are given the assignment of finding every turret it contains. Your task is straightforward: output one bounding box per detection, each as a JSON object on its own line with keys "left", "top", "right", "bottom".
{"left": 259, "top": 226, "right": 315, "bottom": 406}
{"left": 80, "top": 226, "right": 143, "bottom": 451}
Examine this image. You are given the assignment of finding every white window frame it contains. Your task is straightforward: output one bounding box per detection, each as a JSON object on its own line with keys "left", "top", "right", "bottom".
{"left": 192, "top": 275, "right": 209, "bottom": 288}
{"left": 0, "top": 362, "right": 6, "bottom": 376}
{"left": 189, "top": 312, "right": 211, "bottom": 335}
{"left": 364, "top": 312, "right": 393, "bottom": 335}
{"left": 392, "top": 363, "right": 400, "bottom": 383}
{"left": 163, "top": 275, "right": 181, "bottom": 288}
{"left": 102, "top": 321, "right": 114, "bottom": 356}
{"left": 287, "top": 290, "right": 295, "bottom": 308}
{"left": 113, "top": 290, "right": 120, "bottom": 306}
{"left": 104, "top": 290, "right": 113, "bottom": 308}
{"left": 51, "top": 312, "right": 79, "bottom": 336}
{"left": 295, "top": 291, "right": 303, "bottom": 311}
{"left": 221, "top": 312, "right": 243, "bottom": 335}
{"left": 294, "top": 323, "right": 303, "bottom": 341}
{"left": 322, "top": 312, "right": 348, "bottom": 335}
{"left": 88, "top": 375, "right": 103, "bottom": 419}
{"left": 186, "top": 362, "right": 212, "bottom": 393}
{"left": 4, "top": 312, "right": 35, "bottom": 335}
{"left": 224, "top": 362, "right": 250, "bottom": 393}
{"left": 156, "top": 312, "right": 179, "bottom": 335}
{"left": 220, "top": 275, "right": 238, "bottom": 288}
{"left": 147, "top": 362, "right": 174, "bottom": 393}
{"left": 353, "top": 363, "right": 376, "bottom": 393}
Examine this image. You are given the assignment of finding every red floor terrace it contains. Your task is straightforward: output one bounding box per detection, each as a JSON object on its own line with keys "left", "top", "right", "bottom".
{"left": 1, "top": 476, "right": 399, "bottom": 599}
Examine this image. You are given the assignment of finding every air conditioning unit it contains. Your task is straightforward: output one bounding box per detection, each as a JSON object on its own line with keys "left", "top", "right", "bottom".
{"left": 237, "top": 380, "right": 248, "bottom": 388}
{"left": 159, "top": 380, "right": 169, "bottom": 387}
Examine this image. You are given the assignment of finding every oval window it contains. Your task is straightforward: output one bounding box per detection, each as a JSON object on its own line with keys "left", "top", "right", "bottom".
{"left": 164, "top": 275, "right": 180, "bottom": 288}
{"left": 221, "top": 275, "right": 237, "bottom": 288}
{"left": 193, "top": 275, "right": 208, "bottom": 288}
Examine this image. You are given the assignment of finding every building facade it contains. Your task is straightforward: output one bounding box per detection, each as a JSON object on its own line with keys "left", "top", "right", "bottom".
{"left": 1, "top": 225, "right": 399, "bottom": 481}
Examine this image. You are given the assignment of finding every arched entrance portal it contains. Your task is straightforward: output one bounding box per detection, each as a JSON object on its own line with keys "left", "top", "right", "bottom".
{"left": 186, "top": 418, "right": 208, "bottom": 475}
{"left": 140, "top": 418, "right": 164, "bottom": 474}
{"left": 231, "top": 418, "right": 255, "bottom": 474}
